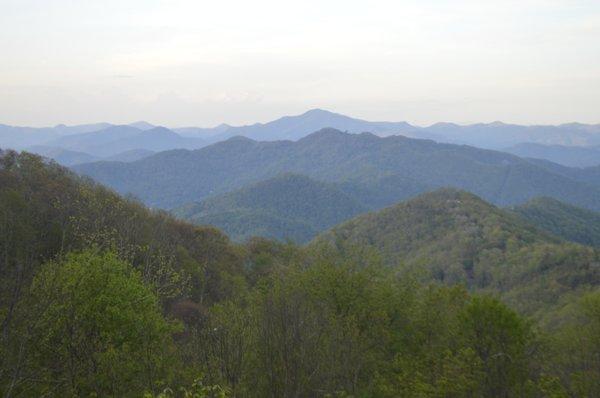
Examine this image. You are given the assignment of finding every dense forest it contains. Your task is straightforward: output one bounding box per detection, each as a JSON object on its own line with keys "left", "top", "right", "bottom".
{"left": 2, "top": 150, "right": 600, "bottom": 397}
{"left": 174, "top": 174, "right": 368, "bottom": 243}
{"left": 317, "top": 189, "right": 600, "bottom": 324}
{"left": 175, "top": 172, "right": 600, "bottom": 246}
{"left": 510, "top": 197, "right": 600, "bottom": 247}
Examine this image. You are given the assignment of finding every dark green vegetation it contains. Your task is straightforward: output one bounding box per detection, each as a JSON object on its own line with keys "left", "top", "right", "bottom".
{"left": 74, "top": 129, "right": 600, "bottom": 212}
{"left": 174, "top": 174, "right": 368, "bottom": 243}
{"left": 3, "top": 150, "right": 600, "bottom": 396}
{"left": 510, "top": 197, "right": 600, "bottom": 247}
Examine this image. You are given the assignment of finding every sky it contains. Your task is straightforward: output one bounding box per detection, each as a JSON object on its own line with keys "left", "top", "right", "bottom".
{"left": 1, "top": 0, "right": 599, "bottom": 127}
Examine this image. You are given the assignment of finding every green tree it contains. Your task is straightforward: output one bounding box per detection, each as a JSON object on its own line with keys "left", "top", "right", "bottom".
{"left": 553, "top": 291, "right": 600, "bottom": 396}
{"left": 459, "top": 296, "right": 534, "bottom": 397}
{"left": 26, "top": 250, "right": 179, "bottom": 397}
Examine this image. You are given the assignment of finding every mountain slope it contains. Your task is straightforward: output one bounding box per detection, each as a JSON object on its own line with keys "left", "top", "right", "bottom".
{"left": 0, "top": 149, "right": 246, "bottom": 310}
{"left": 510, "top": 197, "right": 600, "bottom": 247}
{"left": 504, "top": 143, "right": 600, "bottom": 167}
{"left": 47, "top": 125, "right": 142, "bottom": 153}
{"left": 526, "top": 158, "right": 600, "bottom": 188}
{"left": 74, "top": 128, "right": 600, "bottom": 211}
{"left": 25, "top": 145, "right": 98, "bottom": 166}
{"left": 104, "top": 148, "right": 156, "bottom": 162}
{"left": 93, "top": 127, "right": 205, "bottom": 156}
{"left": 47, "top": 125, "right": 206, "bottom": 157}
{"left": 174, "top": 174, "right": 368, "bottom": 242}
{"left": 427, "top": 122, "right": 600, "bottom": 149}
{"left": 0, "top": 123, "right": 113, "bottom": 150}
{"left": 315, "top": 189, "right": 600, "bottom": 321}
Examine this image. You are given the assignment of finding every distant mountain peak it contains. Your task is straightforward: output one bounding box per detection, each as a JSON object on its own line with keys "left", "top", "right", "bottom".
{"left": 129, "top": 121, "right": 155, "bottom": 130}
{"left": 301, "top": 108, "right": 337, "bottom": 116}
{"left": 143, "top": 126, "right": 176, "bottom": 135}
{"left": 223, "top": 135, "right": 257, "bottom": 143}
{"left": 299, "top": 128, "right": 350, "bottom": 142}
{"left": 429, "top": 122, "right": 459, "bottom": 129}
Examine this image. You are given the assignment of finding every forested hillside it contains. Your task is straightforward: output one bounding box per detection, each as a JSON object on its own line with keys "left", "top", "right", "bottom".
{"left": 74, "top": 129, "right": 600, "bottom": 211}
{"left": 511, "top": 197, "right": 600, "bottom": 247}
{"left": 2, "top": 151, "right": 600, "bottom": 396}
{"left": 174, "top": 174, "right": 368, "bottom": 242}
{"left": 316, "top": 189, "right": 600, "bottom": 323}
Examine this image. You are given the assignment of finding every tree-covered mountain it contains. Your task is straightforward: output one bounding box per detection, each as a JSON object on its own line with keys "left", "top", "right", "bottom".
{"left": 4, "top": 149, "right": 600, "bottom": 396}
{"left": 74, "top": 128, "right": 600, "bottom": 210}
{"left": 174, "top": 174, "right": 368, "bottom": 242}
{"left": 103, "top": 148, "right": 156, "bottom": 162}
{"left": 315, "top": 188, "right": 600, "bottom": 322}
{"left": 504, "top": 142, "right": 600, "bottom": 167}
{"left": 510, "top": 197, "right": 600, "bottom": 247}
{"left": 525, "top": 158, "right": 600, "bottom": 188}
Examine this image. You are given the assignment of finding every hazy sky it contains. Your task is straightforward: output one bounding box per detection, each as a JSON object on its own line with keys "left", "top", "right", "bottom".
{"left": 1, "top": 0, "right": 599, "bottom": 127}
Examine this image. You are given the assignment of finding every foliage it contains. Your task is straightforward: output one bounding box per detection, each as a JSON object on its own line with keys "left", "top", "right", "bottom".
{"left": 316, "top": 188, "right": 600, "bottom": 321}
{"left": 511, "top": 196, "right": 600, "bottom": 247}
{"left": 174, "top": 174, "right": 367, "bottom": 243}
{"left": 14, "top": 251, "right": 177, "bottom": 397}
{"left": 148, "top": 375, "right": 230, "bottom": 398}
{"left": 2, "top": 151, "right": 600, "bottom": 396}
{"left": 549, "top": 291, "right": 600, "bottom": 396}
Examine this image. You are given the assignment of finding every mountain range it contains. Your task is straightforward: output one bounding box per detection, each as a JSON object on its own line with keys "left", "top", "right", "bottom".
{"left": 175, "top": 109, "right": 600, "bottom": 150}
{"left": 5, "top": 145, "right": 600, "bottom": 396}
{"left": 174, "top": 170, "right": 600, "bottom": 245}
{"left": 42, "top": 125, "right": 205, "bottom": 158}
{"left": 3, "top": 109, "right": 600, "bottom": 167}
{"left": 1, "top": 123, "right": 205, "bottom": 164}
{"left": 73, "top": 128, "right": 600, "bottom": 212}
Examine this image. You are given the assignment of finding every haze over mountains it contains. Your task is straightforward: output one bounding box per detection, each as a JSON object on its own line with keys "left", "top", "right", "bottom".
{"left": 74, "top": 128, "right": 600, "bottom": 212}
{"left": 2, "top": 109, "right": 600, "bottom": 167}
{"left": 145, "top": 109, "right": 600, "bottom": 150}
{"left": 6, "top": 0, "right": 600, "bottom": 394}
{"left": 3, "top": 108, "right": 598, "bottom": 243}
{"left": 504, "top": 143, "right": 600, "bottom": 168}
